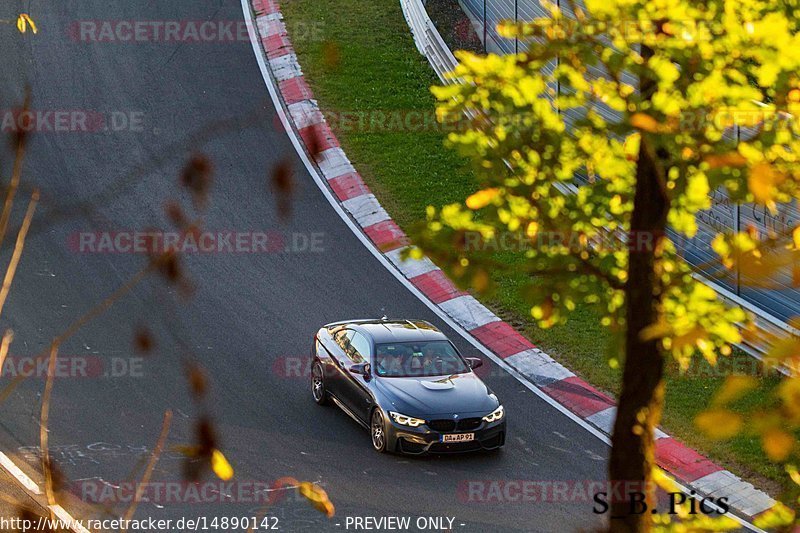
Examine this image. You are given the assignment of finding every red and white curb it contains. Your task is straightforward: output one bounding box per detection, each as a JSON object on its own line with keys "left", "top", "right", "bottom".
{"left": 246, "top": 0, "right": 776, "bottom": 523}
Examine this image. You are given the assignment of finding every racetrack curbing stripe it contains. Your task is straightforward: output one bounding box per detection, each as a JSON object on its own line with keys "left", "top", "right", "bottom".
{"left": 329, "top": 172, "right": 371, "bottom": 202}
{"left": 693, "top": 470, "right": 777, "bottom": 516}
{"left": 256, "top": 15, "right": 285, "bottom": 38}
{"left": 408, "top": 269, "right": 466, "bottom": 304}
{"left": 279, "top": 77, "right": 315, "bottom": 105}
{"left": 655, "top": 438, "right": 724, "bottom": 483}
{"left": 504, "top": 348, "right": 576, "bottom": 387}
{"left": 299, "top": 122, "right": 339, "bottom": 153}
{"left": 287, "top": 100, "right": 323, "bottom": 129}
{"left": 363, "top": 220, "right": 410, "bottom": 252}
{"left": 249, "top": 1, "right": 778, "bottom": 521}
{"left": 269, "top": 53, "right": 303, "bottom": 82}
{"left": 252, "top": 0, "right": 280, "bottom": 15}
{"left": 342, "top": 194, "right": 391, "bottom": 228}
{"left": 584, "top": 406, "right": 617, "bottom": 436}
{"left": 263, "top": 34, "right": 293, "bottom": 59}
{"left": 315, "top": 147, "right": 356, "bottom": 179}
{"left": 541, "top": 376, "right": 616, "bottom": 419}
{"left": 385, "top": 247, "right": 438, "bottom": 279}
{"left": 693, "top": 470, "right": 747, "bottom": 496}
{"left": 470, "top": 321, "right": 536, "bottom": 359}
{"left": 439, "top": 295, "right": 501, "bottom": 331}
{"left": 586, "top": 407, "right": 670, "bottom": 440}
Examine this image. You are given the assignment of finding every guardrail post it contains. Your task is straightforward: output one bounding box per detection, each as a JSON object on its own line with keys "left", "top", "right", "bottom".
{"left": 483, "top": 0, "right": 487, "bottom": 53}
{"left": 514, "top": 0, "right": 518, "bottom": 55}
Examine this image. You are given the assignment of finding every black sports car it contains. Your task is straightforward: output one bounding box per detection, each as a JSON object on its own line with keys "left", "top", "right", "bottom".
{"left": 310, "top": 319, "right": 506, "bottom": 454}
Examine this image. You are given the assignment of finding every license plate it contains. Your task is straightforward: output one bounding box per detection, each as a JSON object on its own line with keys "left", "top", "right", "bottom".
{"left": 441, "top": 433, "right": 475, "bottom": 443}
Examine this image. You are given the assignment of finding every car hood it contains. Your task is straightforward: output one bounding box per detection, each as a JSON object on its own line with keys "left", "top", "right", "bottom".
{"left": 375, "top": 372, "right": 498, "bottom": 417}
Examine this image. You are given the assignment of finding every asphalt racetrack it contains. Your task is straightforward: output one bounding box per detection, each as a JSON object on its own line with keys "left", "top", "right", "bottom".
{"left": 0, "top": 2, "right": 625, "bottom": 531}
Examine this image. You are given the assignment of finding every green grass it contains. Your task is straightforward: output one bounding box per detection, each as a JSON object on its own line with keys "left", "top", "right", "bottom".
{"left": 281, "top": 0, "right": 786, "bottom": 493}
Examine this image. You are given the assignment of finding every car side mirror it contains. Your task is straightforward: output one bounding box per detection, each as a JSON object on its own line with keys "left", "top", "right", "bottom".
{"left": 349, "top": 362, "right": 371, "bottom": 379}
{"left": 465, "top": 357, "right": 483, "bottom": 370}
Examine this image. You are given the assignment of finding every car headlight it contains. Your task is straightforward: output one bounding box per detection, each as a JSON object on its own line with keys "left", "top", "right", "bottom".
{"left": 389, "top": 411, "right": 426, "bottom": 427}
{"left": 482, "top": 405, "right": 504, "bottom": 423}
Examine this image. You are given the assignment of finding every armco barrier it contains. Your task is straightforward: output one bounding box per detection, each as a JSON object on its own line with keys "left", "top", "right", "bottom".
{"left": 401, "top": 0, "right": 457, "bottom": 81}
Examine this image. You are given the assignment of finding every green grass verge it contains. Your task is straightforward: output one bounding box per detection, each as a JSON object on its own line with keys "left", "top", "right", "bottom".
{"left": 281, "top": 0, "right": 786, "bottom": 493}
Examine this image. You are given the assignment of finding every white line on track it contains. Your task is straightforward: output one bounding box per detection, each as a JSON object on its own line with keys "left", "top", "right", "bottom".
{"left": 0, "top": 451, "right": 90, "bottom": 532}
{"left": 0, "top": 451, "right": 40, "bottom": 494}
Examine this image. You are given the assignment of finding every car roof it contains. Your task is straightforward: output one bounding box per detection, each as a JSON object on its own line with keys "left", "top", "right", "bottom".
{"left": 326, "top": 319, "right": 448, "bottom": 343}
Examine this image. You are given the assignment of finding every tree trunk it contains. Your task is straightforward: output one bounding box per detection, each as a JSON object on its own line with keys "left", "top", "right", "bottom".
{"left": 608, "top": 46, "right": 670, "bottom": 533}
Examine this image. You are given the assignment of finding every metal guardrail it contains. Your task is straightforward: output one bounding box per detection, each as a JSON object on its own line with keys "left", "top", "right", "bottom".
{"left": 401, "top": 0, "right": 457, "bottom": 82}
{"left": 399, "top": 0, "right": 798, "bottom": 370}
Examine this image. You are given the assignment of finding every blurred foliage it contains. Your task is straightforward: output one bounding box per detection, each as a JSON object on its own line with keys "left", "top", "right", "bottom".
{"left": 16, "top": 14, "right": 36, "bottom": 34}
{"left": 413, "top": 0, "right": 800, "bottom": 528}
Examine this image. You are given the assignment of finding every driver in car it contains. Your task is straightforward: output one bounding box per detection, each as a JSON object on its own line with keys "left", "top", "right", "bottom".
{"left": 421, "top": 345, "right": 444, "bottom": 374}
{"left": 376, "top": 347, "right": 404, "bottom": 376}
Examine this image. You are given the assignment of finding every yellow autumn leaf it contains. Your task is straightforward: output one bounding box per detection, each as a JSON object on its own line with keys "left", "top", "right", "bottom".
{"left": 741, "top": 251, "right": 800, "bottom": 290}
{"left": 465, "top": 188, "right": 500, "bottom": 210}
{"left": 23, "top": 14, "right": 37, "bottom": 34}
{"left": 762, "top": 429, "right": 794, "bottom": 462}
{"left": 793, "top": 226, "right": 800, "bottom": 249}
{"left": 629, "top": 113, "right": 659, "bottom": 133}
{"left": 712, "top": 375, "right": 758, "bottom": 406}
{"left": 622, "top": 132, "right": 640, "bottom": 161}
{"left": 748, "top": 162, "right": 786, "bottom": 210}
{"left": 16, "top": 14, "right": 37, "bottom": 34}
{"left": 639, "top": 320, "right": 672, "bottom": 341}
{"left": 788, "top": 464, "right": 800, "bottom": 485}
{"left": 671, "top": 325, "right": 706, "bottom": 352}
{"left": 472, "top": 269, "right": 489, "bottom": 292}
{"left": 210, "top": 449, "right": 234, "bottom": 481}
{"left": 695, "top": 409, "right": 743, "bottom": 440}
{"left": 408, "top": 246, "right": 424, "bottom": 260}
{"left": 298, "top": 481, "right": 335, "bottom": 517}
{"left": 753, "top": 501, "right": 795, "bottom": 530}
{"left": 704, "top": 152, "right": 747, "bottom": 169}
{"left": 778, "top": 379, "right": 800, "bottom": 422}
{"left": 651, "top": 467, "right": 680, "bottom": 494}
{"left": 766, "top": 336, "right": 800, "bottom": 362}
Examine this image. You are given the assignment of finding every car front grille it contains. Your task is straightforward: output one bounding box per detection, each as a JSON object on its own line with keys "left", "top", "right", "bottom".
{"left": 427, "top": 419, "right": 456, "bottom": 432}
{"left": 427, "top": 418, "right": 482, "bottom": 432}
{"left": 457, "top": 417, "right": 482, "bottom": 431}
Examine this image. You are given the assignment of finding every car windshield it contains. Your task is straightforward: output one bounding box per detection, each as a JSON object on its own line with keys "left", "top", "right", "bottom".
{"left": 373, "top": 341, "right": 469, "bottom": 377}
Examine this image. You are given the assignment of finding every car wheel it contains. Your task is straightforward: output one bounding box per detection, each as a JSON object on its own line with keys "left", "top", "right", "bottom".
{"left": 311, "top": 362, "right": 329, "bottom": 406}
{"left": 371, "top": 409, "right": 387, "bottom": 453}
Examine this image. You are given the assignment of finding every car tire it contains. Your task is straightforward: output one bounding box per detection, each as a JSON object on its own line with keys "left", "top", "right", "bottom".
{"left": 311, "top": 362, "right": 329, "bottom": 406}
{"left": 371, "top": 409, "right": 388, "bottom": 453}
